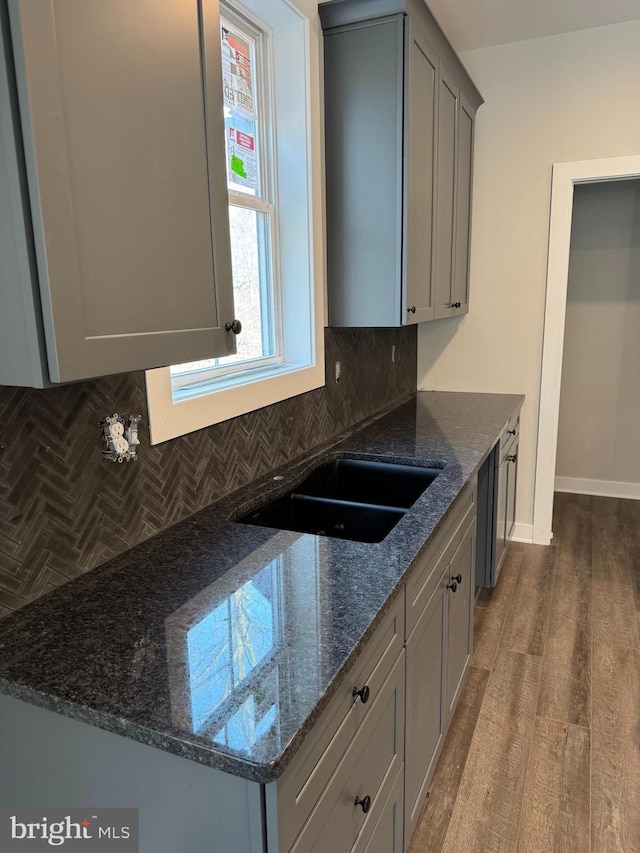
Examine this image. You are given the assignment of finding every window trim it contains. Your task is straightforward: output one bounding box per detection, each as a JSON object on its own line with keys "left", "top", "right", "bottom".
{"left": 146, "top": 0, "right": 325, "bottom": 445}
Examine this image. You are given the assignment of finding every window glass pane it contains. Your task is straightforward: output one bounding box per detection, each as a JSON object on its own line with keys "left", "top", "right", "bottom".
{"left": 219, "top": 206, "right": 275, "bottom": 366}
{"left": 221, "top": 19, "right": 260, "bottom": 197}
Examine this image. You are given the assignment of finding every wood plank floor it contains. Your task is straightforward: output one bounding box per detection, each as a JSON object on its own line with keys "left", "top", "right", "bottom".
{"left": 409, "top": 492, "right": 640, "bottom": 853}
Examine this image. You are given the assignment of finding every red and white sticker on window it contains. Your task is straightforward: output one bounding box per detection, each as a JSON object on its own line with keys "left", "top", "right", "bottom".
{"left": 228, "top": 127, "right": 257, "bottom": 190}
{"left": 221, "top": 28, "right": 254, "bottom": 118}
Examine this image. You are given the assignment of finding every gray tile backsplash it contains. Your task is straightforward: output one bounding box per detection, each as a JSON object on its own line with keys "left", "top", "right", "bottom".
{"left": 0, "top": 327, "right": 416, "bottom": 617}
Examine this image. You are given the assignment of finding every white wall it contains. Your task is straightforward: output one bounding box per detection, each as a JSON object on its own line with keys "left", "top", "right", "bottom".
{"left": 555, "top": 180, "right": 640, "bottom": 492}
{"left": 417, "top": 20, "right": 640, "bottom": 533}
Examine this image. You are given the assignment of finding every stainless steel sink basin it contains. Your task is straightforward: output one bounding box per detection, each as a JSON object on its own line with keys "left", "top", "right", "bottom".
{"left": 235, "top": 458, "right": 445, "bottom": 543}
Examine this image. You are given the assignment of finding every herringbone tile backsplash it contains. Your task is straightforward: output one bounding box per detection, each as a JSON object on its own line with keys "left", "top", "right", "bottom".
{"left": 0, "top": 327, "right": 416, "bottom": 617}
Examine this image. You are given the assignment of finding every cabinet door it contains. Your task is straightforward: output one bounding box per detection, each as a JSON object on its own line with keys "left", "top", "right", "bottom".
{"left": 505, "top": 438, "right": 519, "bottom": 543}
{"left": 433, "top": 66, "right": 458, "bottom": 320}
{"left": 403, "top": 14, "right": 437, "bottom": 324}
{"left": 445, "top": 517, "right": 475, "bottom": 717}
{"left": 354, "top": 767, "right": 404, "bottom": 853}
{"left": 323, "top": 15, "right": 404, "bottom": 328}
{"left": 452, "top": 95, "right": 475, "bottom": 316}
{"left": 9, "top": 0, "right": 235, "bottom": 382}
{"left": 289, "top": 653, "right": 405, "bottom": 853}
{"left": 404, "top": 568, "right": 447, "bottom": 842}
{"left": 494, "top": 455, "right": 508, "bottom": 581}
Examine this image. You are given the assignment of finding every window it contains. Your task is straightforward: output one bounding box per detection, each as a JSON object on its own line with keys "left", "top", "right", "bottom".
{"left": 171, "top": 9, "right": 280, "bottom": 398}
{"left": 145, "top": 0, "right": 325, "bottom": 444}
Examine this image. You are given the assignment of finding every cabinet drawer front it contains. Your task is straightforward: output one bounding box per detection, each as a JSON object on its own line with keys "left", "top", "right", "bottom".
{"left": 406, "top": 481, "right": 475, "bottom": 638}
{"left": 290, "top": 651, "right": 405, "bottom": 853}
{"left": 277, "top": 595, "right": 404, "bottom": 852}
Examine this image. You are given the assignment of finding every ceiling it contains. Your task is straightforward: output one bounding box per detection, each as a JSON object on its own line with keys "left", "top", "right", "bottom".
{"left": 425, "top": 0, "right": 640, "bottom": 52}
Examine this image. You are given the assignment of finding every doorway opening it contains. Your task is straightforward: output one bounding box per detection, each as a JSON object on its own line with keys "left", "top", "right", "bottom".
{"left": 532, "top": 155, "right": 640, "bottom": 545}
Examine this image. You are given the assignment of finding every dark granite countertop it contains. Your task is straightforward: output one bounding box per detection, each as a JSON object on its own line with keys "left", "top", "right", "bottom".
{"left": 0, "top": 391, "right": 523, "bottom": 784}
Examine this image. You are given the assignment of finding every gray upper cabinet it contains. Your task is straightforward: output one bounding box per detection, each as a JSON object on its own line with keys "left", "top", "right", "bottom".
{"left": 319, "top": 0, "right": 482, "bottom": 328}
{"left": 0, "top": 0, "right": 236, "bottom": 387}
{"left": 432, "top": 68, "right": 478, "bottom": 319}
{"left": 452, "top": 95, "right": 475, "bottom": 316}
{"left": 404, "top": 12, "right": 437, "bottom": 323}
{"left": 433, "top": 65, "right": 458, "bottom": 319}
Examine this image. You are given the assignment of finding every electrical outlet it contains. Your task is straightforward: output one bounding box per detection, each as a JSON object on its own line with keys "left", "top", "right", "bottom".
{"left": 392, "top": 345, "right": 397, "bottom": 363}
{"left": 101, "top": 414, "right": 141, "bottom": 463}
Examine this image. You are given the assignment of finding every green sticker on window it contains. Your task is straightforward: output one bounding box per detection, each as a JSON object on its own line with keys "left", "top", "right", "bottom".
{"left": 231, "top": 154, "right": 247, "bottom": 179}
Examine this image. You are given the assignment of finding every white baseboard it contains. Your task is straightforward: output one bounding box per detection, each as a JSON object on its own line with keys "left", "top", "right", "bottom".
{"left": 512, "top": 522, "right": 534, "bottom": 544}
{"left": 554, "top": 476, "right": 640, "bottom": 500}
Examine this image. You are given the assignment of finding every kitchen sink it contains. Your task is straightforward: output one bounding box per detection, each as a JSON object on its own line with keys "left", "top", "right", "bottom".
{"left": 235, "top": 458, "right": 445, "bottom": 543}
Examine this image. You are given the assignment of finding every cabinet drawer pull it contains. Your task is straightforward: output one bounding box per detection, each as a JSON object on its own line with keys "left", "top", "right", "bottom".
{"left": 408, "top": 305, "right": 416, "bottom": 314}
{"left": 352, "top": 684, "right": 370, "bottom": 704}
{"left": 225, "top": 319, "right": 242, "bottom": 334}
{"left": 354, "top": 795, "right": 371, "bottom": 814}
{"left": 446, "top": 581, "right": 458, "bottom": 592}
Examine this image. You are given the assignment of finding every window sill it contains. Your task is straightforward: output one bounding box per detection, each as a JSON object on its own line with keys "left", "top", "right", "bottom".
{"left": 145, "top": 358, "right": 324, "bottom": 445}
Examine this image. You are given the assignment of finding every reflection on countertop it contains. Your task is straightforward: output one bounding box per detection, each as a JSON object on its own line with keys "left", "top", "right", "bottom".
{"left": 0, "top": 391, "right": 523, "bottom": 782}
{"left": 166, "top": 533, "right": 323, "bottom": 765}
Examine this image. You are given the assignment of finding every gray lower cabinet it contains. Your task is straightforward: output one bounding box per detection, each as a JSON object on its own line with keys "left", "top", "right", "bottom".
{"left": 495, "top": 428, "right": 518, "bottom": 577}
{"left": 287, "top": 652, "right": 405, "bottom": 853}
{"left": 0, "top": 693, "right": 266, "bottom": 853}
{"left": 0, "top": 0, "right": 236, "bottom": 387}
{"left": 505, "top": 435, "right": 519, "bottom": 545}
{"left": 405, "top": 564, "right": 448, "bottom": 836}
{"left": 319, "top": 0, "right": 482, "bottom": 329}
{"left": 0, "top": 484, "right": 478, "bottom": 853}
{"left": 445, "top": 516, "right": 475, "bottom": 716}
{"left": 353, "top": 766, "right": 404, "bottom": 853}
{"left": 269, "top": 595, "right": 405, "bottom": 853}
{"left": 404, "top": 482, "right": 476, "bottom": 847}
{"left": 477, "top": 413, "right": 520, "bottom": 588}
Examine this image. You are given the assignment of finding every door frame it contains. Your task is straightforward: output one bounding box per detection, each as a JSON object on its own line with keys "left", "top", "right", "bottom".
{"left": 532, "top": 154, "right": 640, "bottom": 545}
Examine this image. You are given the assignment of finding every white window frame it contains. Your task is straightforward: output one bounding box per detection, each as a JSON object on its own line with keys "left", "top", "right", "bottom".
{"left": 145, "top": 0, "right": 325, "bottom": 444}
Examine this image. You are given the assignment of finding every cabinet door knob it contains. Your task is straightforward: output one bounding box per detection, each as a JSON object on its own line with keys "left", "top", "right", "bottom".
{"left": 507, "top": 454, "right": 517, "bottom": 463}
{"left": 446, "top": 581, "right": 458, "bottom": 592}
{"left": 225, "top": 319, "right": 242, "bottom": 334}
{"left": 352, "top": 684, "right": 370, "bottom": 704}
{"left": 408, "top": 305, "right": 416, "bottom": 314}
{"left": 452, "top": 573, "right": 462, "bottom": 584}
{"left": 354, "top": 795, "right": 371, "bottom": 814}
{"left": 508, "top": 428, "right": 516, "bottom": 435}
{"left": 451, "top": 301, "right": 461, "bottom": 309}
